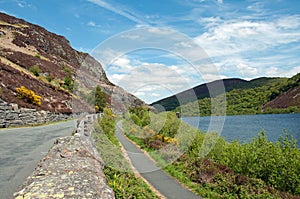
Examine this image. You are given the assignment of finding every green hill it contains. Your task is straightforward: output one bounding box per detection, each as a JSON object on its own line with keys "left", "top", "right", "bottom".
{"left": 152, "top": 74, "right": 300, "bottom": 116}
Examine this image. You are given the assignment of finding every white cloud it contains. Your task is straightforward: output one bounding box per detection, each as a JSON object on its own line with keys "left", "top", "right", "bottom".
{"left": 87, "top": 21, "right": 96, "bottom": 27}
{"left": 202, "top": 73, "right": 228, "bottom": 82}
{"left": 237, "top": 63, "right": 258, "bottom": 76}
{"left": 151, "top": 93, "right": 161, "bottom": 97}
{"left": 264, "top": 66, "right": 300, "bottom": 77}
{"left": 195, "top": 15, "right": 300, "bottom": 58}
{"left": 134, "top": 91, "right": 145, "bottom": 96}
{"left": 87, "top": 0, "right": 146, "bottom": 25}
{"left": 193, "top": 15, "right": 300, "bottom": 80}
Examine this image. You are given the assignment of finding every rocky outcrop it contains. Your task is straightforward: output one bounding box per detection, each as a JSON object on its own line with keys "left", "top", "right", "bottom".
{"left": 14, "top": 115, "right": 115, "bottom": 199}
{"left": 0, "top": 98, "right": 71, "bottom": 128}
{"left": 0, "top": 12, "right": 145, "bottom": 114}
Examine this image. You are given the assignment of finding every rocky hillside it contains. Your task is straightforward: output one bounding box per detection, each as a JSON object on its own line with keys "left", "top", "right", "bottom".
{"left": 0, "top": 12, "right": 144, "bottom": 114}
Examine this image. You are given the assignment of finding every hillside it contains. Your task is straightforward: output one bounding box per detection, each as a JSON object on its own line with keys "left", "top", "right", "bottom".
{"left": 151, "top": 77, "right": 286, "bottom": 111}
{"left": 171, "top": 73, "right": 300, "bottom": 116}
{"left": 0, "top": 12, "right": 144, "bottom": 114}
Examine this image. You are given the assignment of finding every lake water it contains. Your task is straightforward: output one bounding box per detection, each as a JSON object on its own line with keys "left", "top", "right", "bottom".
{"left": 182, "top": 114, "right": 300, "bottom": 146}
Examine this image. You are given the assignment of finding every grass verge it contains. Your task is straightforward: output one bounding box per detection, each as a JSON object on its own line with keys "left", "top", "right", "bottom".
{"left": 92, "top": 108, "right": 159, "bottom": 199}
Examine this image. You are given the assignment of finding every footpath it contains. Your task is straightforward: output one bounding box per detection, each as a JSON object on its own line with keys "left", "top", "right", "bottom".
{"left": 116, "top": 121, "right": 201, "bottom": 199}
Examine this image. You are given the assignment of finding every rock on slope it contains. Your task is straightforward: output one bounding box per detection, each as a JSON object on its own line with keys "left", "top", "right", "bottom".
{"left": 0, "top": 12, "right": 144, "bottom": 114}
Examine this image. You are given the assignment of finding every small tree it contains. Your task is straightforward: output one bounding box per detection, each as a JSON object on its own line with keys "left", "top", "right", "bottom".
{"left": 87, "top": 85, "right": 106, "bottom": 112}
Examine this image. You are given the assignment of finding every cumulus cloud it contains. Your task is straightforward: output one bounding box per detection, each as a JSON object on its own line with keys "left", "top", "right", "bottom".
{"left": 195, "top": 16, "right": 300, "bottom": 58}
{"left": 237, "top": 63, "right": 258, "bottom": 76}
{"left": 194, "top": 15, "right": 300, "bottom": 79}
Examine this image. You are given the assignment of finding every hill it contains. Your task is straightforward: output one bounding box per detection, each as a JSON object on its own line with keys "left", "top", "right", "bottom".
{"left": 0, "top": 12, "right": 144, "bottom": 114}
{"left": 152, "top": 73, "right": 300, "bottom": 116}
{"left": 151, "top": 77, "right": 286, "bottom": 112}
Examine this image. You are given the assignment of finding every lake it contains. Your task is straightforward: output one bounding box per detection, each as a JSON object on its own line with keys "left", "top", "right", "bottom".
{"left": 182, "top": 113, "right": 300, "bottom": 146}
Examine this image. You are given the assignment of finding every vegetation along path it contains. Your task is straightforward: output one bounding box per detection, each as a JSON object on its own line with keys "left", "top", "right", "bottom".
{"left": 0, "top": 120, "right": 76, "bottom": 199}
{"left": 116, "top": 121, "right": 201, "bottom": 199}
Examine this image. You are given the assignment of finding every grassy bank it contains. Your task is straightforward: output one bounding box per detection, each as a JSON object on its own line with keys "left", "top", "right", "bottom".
{"left": 123, "top": 107, "right": 300, "bottom": 198}
{"left": 92, "top": 108, "right": 159, "bottom": 199}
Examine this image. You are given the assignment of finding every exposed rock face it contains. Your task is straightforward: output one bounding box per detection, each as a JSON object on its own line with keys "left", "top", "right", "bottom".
{"left": 0, "top": 12, "right": 145, "bottom": 114}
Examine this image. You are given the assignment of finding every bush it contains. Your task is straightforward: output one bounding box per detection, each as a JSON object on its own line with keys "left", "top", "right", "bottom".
{"left": 45, "top": 74, "right": 54, "bottom": 82}
{"left": 63, "top": 76, "right": 74, "bottom": 91}
{"left": 16, "top": 86, "right": 42, "bottom": 106}
{"left": 87, "top": 86, "right": 106, "bottom": 112}
{"left": 29, "top": 65, "right": 40, "bottom": 77}
{"left": 208, "top": 131, "right": 300, "bottom": 194}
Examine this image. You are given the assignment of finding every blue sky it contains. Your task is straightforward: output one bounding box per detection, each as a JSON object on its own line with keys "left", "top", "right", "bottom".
{"left": 1, "top": 0, "right": 300, "bottom": 103}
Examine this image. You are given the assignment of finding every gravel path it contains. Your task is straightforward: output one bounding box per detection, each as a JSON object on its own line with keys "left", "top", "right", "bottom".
{"left": 116, "top": 121, "right": 201, "bottom": 199}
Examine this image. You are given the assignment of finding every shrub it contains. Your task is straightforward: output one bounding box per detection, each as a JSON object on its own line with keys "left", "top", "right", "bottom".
{"left": 29, "top": 65, "right": 40, "bottom": 77}
{"left": 16, "top": 86, "right": 42, "bottom": 106}
{"left": 45, "top": 74, "right": 54, "bottom": 82}
{"left": 87, "top": 86, "right": 106, "bottom": 112}
{"left": 63, "top": 76, "right": 74, "bottom": 91}
{"left": 61, "top": 64, "right": 72, "bottom": 74}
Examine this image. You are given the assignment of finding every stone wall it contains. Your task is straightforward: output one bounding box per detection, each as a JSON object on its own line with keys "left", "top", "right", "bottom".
{"left": 0, "top": 99, "right": 72, "bottom": 128}
{"left": 13, "top": 115, "right": 115, "bottom": 199}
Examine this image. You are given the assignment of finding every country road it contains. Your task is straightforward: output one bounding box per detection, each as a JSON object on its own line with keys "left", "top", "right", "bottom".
{"left": 0, "top": 120, "right": 76, "bottom": 199}
{"left": 116, "top": 121, "right": 201, "bottom": 199}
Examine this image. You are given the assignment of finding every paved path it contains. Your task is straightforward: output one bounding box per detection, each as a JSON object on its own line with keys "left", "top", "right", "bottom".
{"left": 116, "top": 121, "right": 201, "bottom": 199}
{"left": 0, "top": 120, "right": 76, "bottom": 199}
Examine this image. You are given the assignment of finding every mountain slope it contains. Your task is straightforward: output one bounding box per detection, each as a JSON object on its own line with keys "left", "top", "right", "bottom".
{"left": 169, "top": 74, "right": 300, "bottom": 116}
{"left": 0, "top": 12, "right": 144, "bottom": 113}
{"left": 151, "top": 77, "right": 285, "bottom": 111}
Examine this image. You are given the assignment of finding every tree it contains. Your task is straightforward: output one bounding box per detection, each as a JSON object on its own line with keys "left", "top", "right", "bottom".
{"left": 87, "top": 85, "right": 106, "bottom": 112}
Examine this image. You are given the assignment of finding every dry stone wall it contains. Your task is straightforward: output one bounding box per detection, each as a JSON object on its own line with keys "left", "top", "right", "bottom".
{"left": 13, "top": 114, "right": 115, "bottom": 199}
{"left": 0, "top": 99, "right": 71, "bottom": 128}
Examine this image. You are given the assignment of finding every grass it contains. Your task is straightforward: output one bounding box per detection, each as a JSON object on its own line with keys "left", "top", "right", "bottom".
{"left": 122, "top": 110, "right": 300, "bottom": 199}
{"left": 92, "top": 109, "right": 160, "bottom": 199}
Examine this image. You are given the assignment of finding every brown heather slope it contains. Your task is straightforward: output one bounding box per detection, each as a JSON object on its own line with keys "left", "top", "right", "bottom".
{"left": 0, "top": 12, "right": 144, "bottom": 113}
{"left": 263, "top": 86, "right": 300, "bottom": 110}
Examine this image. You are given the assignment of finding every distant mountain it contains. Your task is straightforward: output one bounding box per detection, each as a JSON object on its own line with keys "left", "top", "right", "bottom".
{"left": 0, "top": 12, "right": 145, "bottom": 113}
{"left": 151, "top": 77, "right": 285, "bottom": 112}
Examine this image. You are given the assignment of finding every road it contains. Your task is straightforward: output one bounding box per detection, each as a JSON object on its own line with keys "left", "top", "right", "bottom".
{"left": 116, "top": 121, "right": 201, "bottom": 199}
{"left": 0, "top": 120, "right": 76, "bottom": 199}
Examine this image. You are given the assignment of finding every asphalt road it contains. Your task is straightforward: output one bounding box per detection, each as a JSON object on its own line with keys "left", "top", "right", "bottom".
{"left": 116, "top": 121, "right": 201, "bottom": 199}
{"left": 0, "top": 120, "right": 76, "bottom": 199}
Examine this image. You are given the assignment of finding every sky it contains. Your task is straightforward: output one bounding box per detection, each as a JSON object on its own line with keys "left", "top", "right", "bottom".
{"left": 1, "top": 0, "right": 300, "bottom": 103}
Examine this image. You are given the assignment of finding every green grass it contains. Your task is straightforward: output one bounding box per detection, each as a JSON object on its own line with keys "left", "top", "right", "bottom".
{"left": 92, "top": 108, "right": 159, "bottom": 199}
{"left": 122, "top": 109, "right": 300, "bottom": 199}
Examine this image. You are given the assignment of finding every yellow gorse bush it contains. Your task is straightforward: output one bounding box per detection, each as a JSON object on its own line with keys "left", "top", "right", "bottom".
{"left": 153, "top": 134, "right": 178, "bottom": 145}
{"left": 16, "top": 86, "right": 42, "bottom": 106}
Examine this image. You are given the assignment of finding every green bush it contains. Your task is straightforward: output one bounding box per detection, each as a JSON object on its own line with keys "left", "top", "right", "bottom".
{"left": 123, "top": 110, "right": 300, "bottom": 197}
{"left": 29, "top": 65, "right": 40, "bottom": 77}
{"left": 63, "top": 76, "right": 74, "bottom": 91}
{"left": 208, "top": 131, "right": 300, "bottom": 194}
